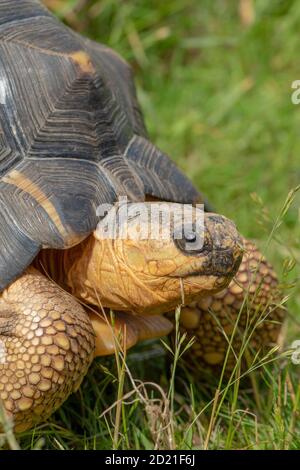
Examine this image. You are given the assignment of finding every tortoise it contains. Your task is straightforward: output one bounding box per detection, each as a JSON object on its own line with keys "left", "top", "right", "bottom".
{"left": 0, "top": 0, "right": 285, "bottom": 433}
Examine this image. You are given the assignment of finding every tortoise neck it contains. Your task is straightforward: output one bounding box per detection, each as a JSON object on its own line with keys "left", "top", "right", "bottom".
{"left": 35, "top": 235, "right": 95, "bottom": 295}
{"left": 64, "top": 235, "right": 102, "bottom": 304}
{"left": 35, "top": 235, "right": 127, "bottom": 309}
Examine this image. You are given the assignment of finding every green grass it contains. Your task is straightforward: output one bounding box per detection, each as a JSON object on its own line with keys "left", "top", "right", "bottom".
{"left": 2, "top": 0, "right": 300, "bottom": 450}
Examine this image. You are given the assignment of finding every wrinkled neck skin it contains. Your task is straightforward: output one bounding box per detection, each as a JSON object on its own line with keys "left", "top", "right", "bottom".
{"left": 63, "top": 235, "right": 225, "bottom": 315}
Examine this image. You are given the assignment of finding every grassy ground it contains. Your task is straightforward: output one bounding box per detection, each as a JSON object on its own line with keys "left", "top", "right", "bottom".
{"left": 2, "top": 0, "right": 300, "bottom": 450}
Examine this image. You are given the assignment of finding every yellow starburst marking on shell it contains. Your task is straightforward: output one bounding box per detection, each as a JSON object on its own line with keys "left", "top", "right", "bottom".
{"left": 70, "top": 51, "right": 95, "bottom": 74}
{"left": 2, "top": 170, "right": 79, "bottom": 246}
{"left": 3, "top": 171, "right": 66, "bottom": 237}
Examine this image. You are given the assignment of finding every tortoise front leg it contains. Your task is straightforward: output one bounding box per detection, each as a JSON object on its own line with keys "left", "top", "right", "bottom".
{"left": 176, "top": 239, "right": 286, "bottom": 374}
{"left": 0, "top": 268, "right": 95, "bottom": 433}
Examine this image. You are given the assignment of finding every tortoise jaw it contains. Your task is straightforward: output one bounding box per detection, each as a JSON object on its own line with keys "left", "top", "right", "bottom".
{"left": 202, "top": 248, "right": 243, "bottom": 277}
{"left": 172, "top": 249, "right": 243, "bottom": 279}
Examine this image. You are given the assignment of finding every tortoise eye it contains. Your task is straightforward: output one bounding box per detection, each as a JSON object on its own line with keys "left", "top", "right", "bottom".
{"left": 183, "top": 230, "right": 197, "bottom": 243}
{"left": 173, "top": 226, "right": 204, "bottom": 253}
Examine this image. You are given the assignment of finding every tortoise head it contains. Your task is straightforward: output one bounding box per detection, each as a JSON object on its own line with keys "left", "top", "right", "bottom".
{"left": 67, "top": 202, "right": 243, "bottom": 315}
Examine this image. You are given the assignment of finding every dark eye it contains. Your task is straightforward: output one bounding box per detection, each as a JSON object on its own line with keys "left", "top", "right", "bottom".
{"left": 173, "top": 227, "right": 204, "bottom": 253}
{"left": 184, "top": 231, "right": 197, "bottom": 243}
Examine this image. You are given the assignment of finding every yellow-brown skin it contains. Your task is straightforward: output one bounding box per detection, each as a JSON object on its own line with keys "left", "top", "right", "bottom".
{"left": 0, "top": 204, "right": 244, "bottom": 432}
{"left": 0, "top": 268, "right": 94, "bottom": 433}
{"left": 175, "top": 239, "right": 286, "bottom": 374}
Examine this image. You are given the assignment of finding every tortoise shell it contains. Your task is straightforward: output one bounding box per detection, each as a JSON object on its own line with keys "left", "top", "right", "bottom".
{"left": 0, "top": 0, "right": 203, "bottom": 290}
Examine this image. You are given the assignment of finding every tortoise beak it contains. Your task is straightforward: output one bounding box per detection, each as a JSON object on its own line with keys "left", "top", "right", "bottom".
{"left": 204, "top": 213, "right": 243, "bottom": 276}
